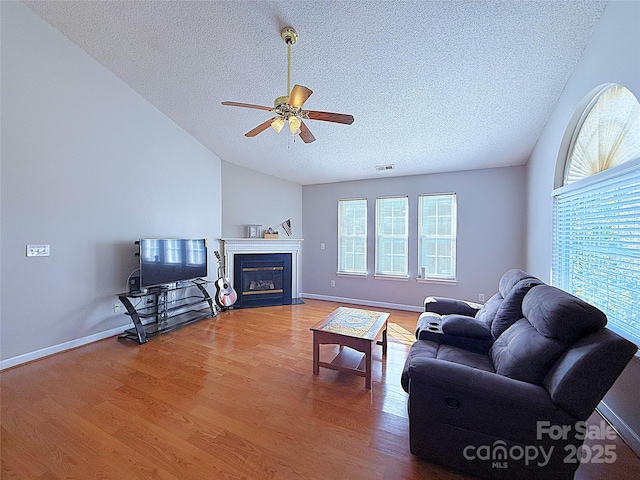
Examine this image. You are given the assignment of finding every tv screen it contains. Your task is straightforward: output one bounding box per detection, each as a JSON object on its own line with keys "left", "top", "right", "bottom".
{"left": 139, "top": 238, "right": 208, "bottom": 288}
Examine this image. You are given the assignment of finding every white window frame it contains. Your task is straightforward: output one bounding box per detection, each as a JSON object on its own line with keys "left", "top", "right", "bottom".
{"left": 418, "top": 193, "right": 457, "bottom": 282}
{"left": 375, "top": 196, "right": 409, "bottom": 278}
{"left": 337, "top": 198, "right": 367, "bottom": 275}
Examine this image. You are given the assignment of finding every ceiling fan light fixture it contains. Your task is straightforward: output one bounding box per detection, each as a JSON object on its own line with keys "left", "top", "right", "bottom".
{"left": 271, "top": 117, "right": 285, "bottom": 133}
{"left": 288, "top": 116, "right": 301, "bottom": 135}
{"left": 221, "top": 25, "right": 353, "bottom": 144}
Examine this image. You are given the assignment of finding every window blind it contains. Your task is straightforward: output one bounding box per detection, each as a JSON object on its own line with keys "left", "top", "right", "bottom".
{"left": 552, "top": 161, "right": 640, "bottom": 347}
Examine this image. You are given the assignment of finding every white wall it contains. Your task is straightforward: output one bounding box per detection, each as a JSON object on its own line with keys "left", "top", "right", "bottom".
{"left": 524, "top": 0, "right": 640, "bottom": 454}
{"left": 0, "top": 2, "right": 222, "bottom": 367}
{"left": 302, "top": 166, "right": 526, "bottom": 309}
{"left": 221, "top": 161, "right": 303, "bottom": 239}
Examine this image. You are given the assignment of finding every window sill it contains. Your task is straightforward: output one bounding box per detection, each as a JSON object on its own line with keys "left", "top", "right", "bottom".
{"left": 336, "top": 272, "right": 368, "bottom": 278}
{"left": 374, "top": 274, "right": 410, "bottom": 282}
{"left": 416, "top": 277, "right": 457, "bottom": 285}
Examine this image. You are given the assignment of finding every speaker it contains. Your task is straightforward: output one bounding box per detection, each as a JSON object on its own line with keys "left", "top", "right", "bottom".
{"left": 129, "top": 275, "right": 140, "bottom": 294}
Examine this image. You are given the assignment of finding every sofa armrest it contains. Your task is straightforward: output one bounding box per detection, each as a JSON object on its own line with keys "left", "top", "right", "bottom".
{"left": 544, "top": 328, "right": 637, "bottom": 420}
{"left": 441, "top": 314, "right": 492, "bottom": 339}
{"left": 424, "top": 296, "right": 481, "bottom": 316}
{"left": 415, "top": 312, "right": 494, "bottom": 353}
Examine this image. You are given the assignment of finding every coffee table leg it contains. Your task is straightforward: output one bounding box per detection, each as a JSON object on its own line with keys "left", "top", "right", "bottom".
{"left": 365, "top": 341, "right": 372, "bottom": 389}
{"left": 382, "top": 322, "right": 388, "bottom": 355}
{"left": 312, "top": 331, "right": 319, "bottom": 375}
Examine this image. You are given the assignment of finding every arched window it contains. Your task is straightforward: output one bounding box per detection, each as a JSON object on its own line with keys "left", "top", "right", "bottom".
{"left": 552, "top": 84, "right": 640, "bottom": 347}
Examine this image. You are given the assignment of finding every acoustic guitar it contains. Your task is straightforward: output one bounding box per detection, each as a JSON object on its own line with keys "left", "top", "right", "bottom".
{"left": 214, "top": 250, "right": 237, "bottom": 310}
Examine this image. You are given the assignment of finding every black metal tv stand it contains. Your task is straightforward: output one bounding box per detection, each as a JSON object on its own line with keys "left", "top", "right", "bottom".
{"left": 117, "top": 279, "right": 216, "bottom": 344}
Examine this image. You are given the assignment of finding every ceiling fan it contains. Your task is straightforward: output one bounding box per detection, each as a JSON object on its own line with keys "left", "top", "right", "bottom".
{"left": 222, "top": 27, "right": 354, "bottom": 144}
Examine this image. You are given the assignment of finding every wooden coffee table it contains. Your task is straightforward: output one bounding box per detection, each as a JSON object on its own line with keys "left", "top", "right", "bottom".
{"left": 310, "top": 307, "right": 389, "bottom": 389}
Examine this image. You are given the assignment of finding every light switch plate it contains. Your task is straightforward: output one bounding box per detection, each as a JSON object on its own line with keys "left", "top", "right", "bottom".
{"left": 27, "top": 245, "right": 50, "bottom": 257}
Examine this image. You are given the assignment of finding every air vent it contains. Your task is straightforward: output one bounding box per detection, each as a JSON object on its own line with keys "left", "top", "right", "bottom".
{"left": 375, "top": 164, "right": 394, "bottom": 171}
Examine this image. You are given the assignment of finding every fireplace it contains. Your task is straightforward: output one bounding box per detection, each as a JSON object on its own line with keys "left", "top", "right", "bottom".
{"left": 221, "top": 238, "right": 303, "bottom": 304}
{"left": 234, "top": 253, "right": 292, "bottom": 308}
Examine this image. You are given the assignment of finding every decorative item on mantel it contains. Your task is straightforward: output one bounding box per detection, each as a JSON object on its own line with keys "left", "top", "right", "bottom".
{"left": 246, "top": 225, "right": 262, "bottom": 238}
{"left": 264, "top": 227, "right": 279, "bottom": 239}
{"left": 280, "top": 218, "right": 293, "bottom": 236}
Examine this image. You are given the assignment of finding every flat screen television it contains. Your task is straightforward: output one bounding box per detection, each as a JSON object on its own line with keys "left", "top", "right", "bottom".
{"left": 138, "top": 238, "right": 208, "bottom": 288}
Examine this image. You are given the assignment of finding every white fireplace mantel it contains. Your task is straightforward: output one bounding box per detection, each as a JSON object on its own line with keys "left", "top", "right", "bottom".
{"left": 220, "top": 238, "right": 304, "bottom": 298}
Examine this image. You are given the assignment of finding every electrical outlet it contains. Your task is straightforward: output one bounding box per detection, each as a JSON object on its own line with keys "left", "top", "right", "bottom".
{"left": 330, "top": 280, "right": 336, "bottom": 287}
{"left": 26, "top": 244, "right": 50, "bottom": 257}
{"left": 320, "top": 242, "right": 326, "bottom": 250}
{"left": 478, "top": 293, "right": 485, "bottom": 302}
{"left": 113, "top": 304, "right": 123, "bottom": 313}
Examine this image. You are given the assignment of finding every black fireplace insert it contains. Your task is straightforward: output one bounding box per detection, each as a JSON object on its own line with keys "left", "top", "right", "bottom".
{"left": 233, "top": 253, "right": 292, "bottom": 308}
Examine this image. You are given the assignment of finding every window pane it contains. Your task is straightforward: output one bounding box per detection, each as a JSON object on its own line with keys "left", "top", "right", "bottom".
{"left": 437, "top": 217, "right": 451, "bottom": 235}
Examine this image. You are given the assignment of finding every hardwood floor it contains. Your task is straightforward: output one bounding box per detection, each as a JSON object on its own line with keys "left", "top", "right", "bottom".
{"left": 1, "top": 299, "right": 638, "bottom": 479}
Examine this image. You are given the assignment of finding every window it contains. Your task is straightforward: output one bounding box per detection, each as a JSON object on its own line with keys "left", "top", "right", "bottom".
{"left": 338, "top": 198, "right": 367, "bottom": 274}
{"left": 375, "top": 196, "right": 408, "bottom": 277}
{"left": 165, "top": 239, "right": 182, "bottom": 264}
{"left": 419, "top": 193, "right": 457, "bottom": 280}
{"left": 564, "top": 84, "right": 640, "bottom": 185}
{"left": 553, "top": 84, "right": 640, "bottom": 347}
{"left": 142, "top": 239, "right": 161, "bottom": 263}
{"left": 186, "top": 239, "right": 206, "bottom": 266}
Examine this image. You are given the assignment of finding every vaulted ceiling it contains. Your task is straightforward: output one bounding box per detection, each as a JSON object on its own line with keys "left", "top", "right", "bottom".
{"left": 24, "top": 0, "right": 607, "bottom": 185}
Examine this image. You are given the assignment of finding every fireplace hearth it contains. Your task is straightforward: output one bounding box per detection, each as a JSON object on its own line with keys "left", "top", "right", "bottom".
{"left": 234, "top": 253, "right": 292, "bottom": 308}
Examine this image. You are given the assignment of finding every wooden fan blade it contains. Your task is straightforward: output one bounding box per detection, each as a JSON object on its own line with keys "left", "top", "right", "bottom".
{"left": 245, "top": 118, "right": 277, "bottom": 137}
{"left": 299, "top": 121, "right": 316, "bottom": 144}
{"left": 287, "top": 85, "right": 313, "bottom": 108}
{"left": 222, "top": 101, "right": 273, "bottom": 112}
{"left": 306, "top": 110, "right": 354, "bottom": 125}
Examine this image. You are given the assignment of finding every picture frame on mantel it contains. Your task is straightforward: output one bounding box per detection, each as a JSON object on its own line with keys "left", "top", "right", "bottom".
{"left": 246, "top": 225, "right": 262, "bottom": 238}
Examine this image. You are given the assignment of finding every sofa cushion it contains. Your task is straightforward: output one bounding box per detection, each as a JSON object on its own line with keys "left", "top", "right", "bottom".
{"left": 474, "top": 269, "right": 538, "bottom": 329}
{"left": 490, "top": 319, "right": 566, "bottom": 385}
{"left": 490, "top": 285, "right": 608, "bottom": 385}
{"left": 474, "top": 292, "right": 502, "bottom": 325}
{"left": 401, "top": 340, "right": 495, "bottom": 392}
{"left": 491, "top": 278, "right": 543, "bottom": 338}
{"left": 498, "top": 269, "right": 535, "bottom": 297}
{"left": 522, "top": 285, "right": 607, "bottom": 345}
{"left": 436, "top": 344, "right": 495, "bottom": 372}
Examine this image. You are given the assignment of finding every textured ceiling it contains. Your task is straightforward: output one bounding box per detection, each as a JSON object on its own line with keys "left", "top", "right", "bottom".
{"left": 24, "top": 0, "right": 607, "bottom": 185}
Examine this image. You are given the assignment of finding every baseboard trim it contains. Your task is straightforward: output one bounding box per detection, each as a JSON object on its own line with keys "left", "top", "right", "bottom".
{"left": 300, "top": 292, "right": 423, "bottom": 313}
{"left": 0, "top": 325, "right": 126, "bottom": 371}
{"left": 598, "top": 400, "right": 640, "bottom": 457}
